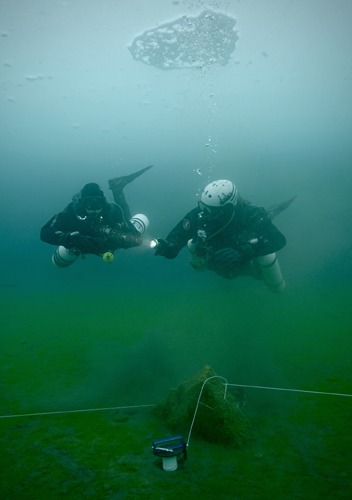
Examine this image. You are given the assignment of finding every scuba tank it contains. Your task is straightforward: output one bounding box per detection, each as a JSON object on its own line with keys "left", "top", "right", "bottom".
{"left": 187, "top": 238, "right": 207, "bottom": 270}
{"left": 130, "top": 213, "right": 149, "bottom": 235}
{"left": 52, "top": 246, "right": 80, "bottom": 268}
{"left": 255, "top": 253, "right": 285, "bottom": 292}
{"left": 187, "top": 230, "right": 208, "bottom": 271}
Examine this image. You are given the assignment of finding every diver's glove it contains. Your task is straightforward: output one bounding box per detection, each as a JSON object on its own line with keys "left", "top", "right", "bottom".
{"left": 60, "top": 232, "right": 102, "bottom": 254}
{"left": 212, "top": 248, "right": 242, "bottom": 272}
{"left": 238, "top": 243, "right": 256, "bottom": 261}
{"left": 154, "top": 239, "right": 179, "bottom": 259}
{"left": 212, "top": 244, "right": 255, "bottom": 273}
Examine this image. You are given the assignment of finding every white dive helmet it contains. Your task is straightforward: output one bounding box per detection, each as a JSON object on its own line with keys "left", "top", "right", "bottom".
{"left": 200, "top": 180, "right": 238, "bottom": 209}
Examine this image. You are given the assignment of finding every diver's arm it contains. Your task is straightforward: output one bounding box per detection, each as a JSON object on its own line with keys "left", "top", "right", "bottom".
{"left": 40, "top": 205, "right": 83, "bottom": 247}
{"left": 242, "top": 208, "right": 287, "bottom": 257}
{"left": 105, "top": 228, "right": 143, "bottom": 250}
{"left": 104, "top": 205, "right": 143, "bottom": 250}
{"left": 155, "top": 208, "right": 199, "bottom": 259}
{"left": 254, "top": 222, "right": 286, "bottom": 256}
{"left": 154, "top": 238, "right": 182, "bottom": 259}
{"left": 40, "top": 213, "right": 67, "bottom": 245}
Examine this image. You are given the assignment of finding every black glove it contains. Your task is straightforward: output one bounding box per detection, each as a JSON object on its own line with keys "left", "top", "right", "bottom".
{"left": 212, "top": 248, "right": 243, "bottom": 272}
{"left": 61, "top": 232, "right": 102, "bottom": 254}
{"left": 212, "top": 244, "right": 255, "bottom": 274}
{"left": 191, "top": 237, "right": 208, "bottom": 257}
{"left": 154, "top": 239, "right": 179, "bottom": 259}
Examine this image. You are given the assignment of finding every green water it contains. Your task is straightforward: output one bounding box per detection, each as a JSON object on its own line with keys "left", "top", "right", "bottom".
{"left": 1, "top": 282, "right": 351, "bottom": 499}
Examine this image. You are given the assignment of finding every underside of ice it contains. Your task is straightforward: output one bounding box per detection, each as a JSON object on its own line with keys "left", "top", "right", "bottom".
{"left": 128, "top": 10, "right": 239, "bottom": 70}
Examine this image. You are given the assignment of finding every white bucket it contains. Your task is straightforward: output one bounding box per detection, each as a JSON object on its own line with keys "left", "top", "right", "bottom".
{"left": 162, "top": 456, "right": 178, "bottom": 472}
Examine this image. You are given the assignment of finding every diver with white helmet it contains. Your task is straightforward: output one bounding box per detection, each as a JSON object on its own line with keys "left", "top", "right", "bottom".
{"left": 40, "top": 165, "right": 152, "bottom": 267}
{"left": 154, "top": 179, "right": 294, "bottom": 291}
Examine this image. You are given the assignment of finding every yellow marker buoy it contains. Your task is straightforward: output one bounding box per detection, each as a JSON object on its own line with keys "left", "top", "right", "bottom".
{"left": 103, "top": 252, "right": 115, "bottom": 264}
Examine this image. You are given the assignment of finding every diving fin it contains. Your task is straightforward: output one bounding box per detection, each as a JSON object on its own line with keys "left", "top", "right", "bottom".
{"left": 108, "top": 165, "right": 153, "bottom": 190}
{"left": 267, "top": 195, "right": 297, "bottom": 220}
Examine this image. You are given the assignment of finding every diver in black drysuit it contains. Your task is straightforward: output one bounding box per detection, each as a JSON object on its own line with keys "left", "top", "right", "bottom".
{"left": 155, "top": 179, "right": 294, "bottom": 280}
{"left": 40, "top": 165, "right": 153, "bottom": 256}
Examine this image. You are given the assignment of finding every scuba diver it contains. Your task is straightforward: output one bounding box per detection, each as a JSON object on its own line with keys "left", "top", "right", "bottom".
{"left": 40, "top": 165, "right": 152, "bottom": 267}
{"left": 153, "top": 179, "right": 295, "bottom": 291}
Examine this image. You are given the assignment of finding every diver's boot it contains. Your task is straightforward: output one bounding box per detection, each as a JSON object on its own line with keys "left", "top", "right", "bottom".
{"left": 108, "top": 165, "right": 153, "bottom": 190}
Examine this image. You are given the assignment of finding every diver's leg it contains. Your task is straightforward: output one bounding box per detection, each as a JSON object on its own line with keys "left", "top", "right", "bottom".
{"left": 108, "top": 165, "right": 153, "bottom": 191}
{"left": 266, "top": 195, "right": 297, "bottom": 220}
{"left": 112, "top": 191, "right": 131, "bottom": 220}
{"left": 108, "top": 165, "right": 153, "bottom": 220}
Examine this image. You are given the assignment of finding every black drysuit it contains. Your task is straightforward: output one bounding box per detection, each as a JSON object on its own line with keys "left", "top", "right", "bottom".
{"left": 156, "top": 198, "right": 287, "bottom": 279}
{"left": 40, "top": 201, "right": 141, "bottom": 255}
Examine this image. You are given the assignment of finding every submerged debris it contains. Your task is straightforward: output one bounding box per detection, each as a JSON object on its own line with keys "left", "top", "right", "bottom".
{"left": 156, "top": 365, "right": 249, "bottom": 447}
{"left": 128, "top": 10, "right": 239, "bottom": 70}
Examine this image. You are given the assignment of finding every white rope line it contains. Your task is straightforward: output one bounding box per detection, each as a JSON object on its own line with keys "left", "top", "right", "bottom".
{"left": 0, "top": 404, "right": 155, "bottom": 419}
{"left": 1, "top": 381, "right": 351, "bottom": 421}
{"left": 186, "top": 379, "right": 352, "bottom": 449}
{"left": 226, "top": 383, "right": 352, "bottom": 398}
{"left": 186, "top": 375, "right": 228, "bottom": 448}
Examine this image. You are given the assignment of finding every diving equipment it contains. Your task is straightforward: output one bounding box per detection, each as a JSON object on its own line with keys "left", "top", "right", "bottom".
{"left": 266, "top": 195, "right": 297, "bottom": 220}
{"left": 255, "top": 253, "right": 285, "bottom": 292}
{"left": 108, "top": 165, "right": 153, "bottom": 191}
{"left": 130, "top": 213, "right": 149, "bottom": 235}
{"left": 52, "top": 246, "right": 80, "bottom": 268}
{"left": 187, "top": 234, "right": 208, "bottom": 271}
{"left": 200, "top": 180, "right": 238, "bottom": 210}
{"left": 102, "top": 252, "right": 114, "bottom": 264}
